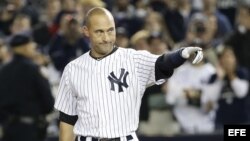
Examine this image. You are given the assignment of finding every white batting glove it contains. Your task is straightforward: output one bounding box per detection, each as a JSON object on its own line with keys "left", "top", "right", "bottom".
{"left": 181, "top": 47, "right": 203, "bottom": 64}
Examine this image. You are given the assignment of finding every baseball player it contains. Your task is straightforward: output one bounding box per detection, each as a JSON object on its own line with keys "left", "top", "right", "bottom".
{"left": 54, "top": 7, "right": 203, "bottom": 141}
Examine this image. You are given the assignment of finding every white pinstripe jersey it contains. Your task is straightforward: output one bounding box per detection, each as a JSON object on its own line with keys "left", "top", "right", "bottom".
{"left": 54, "top": 47, "right": 164, "bottom": 138}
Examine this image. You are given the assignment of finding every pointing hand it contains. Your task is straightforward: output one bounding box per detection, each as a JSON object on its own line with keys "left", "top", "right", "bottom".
{"left": 181, "top": 47, "right": 203, "bottom": 64}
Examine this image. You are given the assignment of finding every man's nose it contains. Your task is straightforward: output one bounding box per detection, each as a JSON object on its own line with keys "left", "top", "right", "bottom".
{"left": 102, "top": 32, "right": 109, "bottom": 42}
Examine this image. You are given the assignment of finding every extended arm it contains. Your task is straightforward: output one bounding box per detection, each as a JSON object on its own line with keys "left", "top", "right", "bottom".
{"left": 155, "top": 47, "right": 203, "bottom": 80}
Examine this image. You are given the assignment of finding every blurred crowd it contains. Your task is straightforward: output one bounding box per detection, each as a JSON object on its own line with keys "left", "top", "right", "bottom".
{"left": 0, "top": 0, "right": 250, "bottom": 140}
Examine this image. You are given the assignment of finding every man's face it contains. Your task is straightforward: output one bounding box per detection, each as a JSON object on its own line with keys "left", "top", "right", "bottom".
{"left": 11, "top": 16, "right": 31, "bottom": 34}
{"left": 219, "top": 48, "right": 236, "bottom": 71}
{"left": 84, "top": 14, "right": 116, "bottom": 57}
{"left": 25, "top": 42, "right": 37, "bottom": 59}
{"left": 237, "top": 7, "right": 250, "bottom": 29}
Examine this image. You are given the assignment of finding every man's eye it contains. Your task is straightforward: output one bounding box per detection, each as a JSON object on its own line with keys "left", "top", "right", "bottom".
{"left": 108, "top": 29, "right": 114, "bottom": 32}
{"left": 107, "top": 29, "right": 114, "bottom": 34}
{"left": 96, "top": 31, "right": 102, "bottom": 34}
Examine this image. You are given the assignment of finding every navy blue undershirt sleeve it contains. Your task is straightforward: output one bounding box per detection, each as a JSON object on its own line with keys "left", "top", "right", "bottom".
{"left": 155, "top": 48, "right": 186, "bottom": 81}
{"left": 59, "top": 111, "right": 78, "bottom": 125}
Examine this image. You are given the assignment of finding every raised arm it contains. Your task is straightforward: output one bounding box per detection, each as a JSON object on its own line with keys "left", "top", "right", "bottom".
{"left": 155, "top": 47, "right": 203, "bottom": 80}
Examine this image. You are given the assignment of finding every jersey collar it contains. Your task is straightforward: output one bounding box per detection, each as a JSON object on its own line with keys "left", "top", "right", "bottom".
{"left": 89, "top": 46, "right": 118, "bottom": 61}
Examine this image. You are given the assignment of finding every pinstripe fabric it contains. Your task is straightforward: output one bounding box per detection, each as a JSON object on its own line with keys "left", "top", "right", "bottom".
{"left": 54, "top": 47, "right": 163, "bottom": 138}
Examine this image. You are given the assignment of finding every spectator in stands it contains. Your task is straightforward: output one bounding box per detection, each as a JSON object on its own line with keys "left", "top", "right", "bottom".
{"left": 116, "top": 26, "right": 130, "bottom": 48}
{"left": 10, "top": 14, "right": 31, "bottom": 35}
{"left": 224, "top": 0, "right": 250, "bottom": 75}
{"left": 147, "top": 32, "right": 170, "bottom": 55}
{"left": 133, "top": 0, "right": 148, "bottom": 19}
{"left": 112, "top": 0, "right": 144, "bottom": 37}
{"left": 144, "top": 10, "right": 174, "bottom": 49}
{"left": 148, "top": 0, "right": 166, "bottom": 13}
{"left": 175, "top": 12, "right": 218, "bottom": 66}
{"left": 130, "top": 29, "right": 150, "bottom": 51}
{"left": 166, "top": 16, "right": 218, "bottom": 132}
{"left": 0, "top": 0, "right": 40, "bottom": 36}
{"left": 202, "top": 0, "right": 232, "bottom": 46}
{"left": 0, "top": 34, "right": 54, "bottom": 141}
{"left": 0, "top": 3, "right": 17, "bottom": 36}
{"left": 165, "top": 52, "right": 216, "bottom": 134}
{"left": 206, "top": 46, "right": 249, "bottom": 131}
{"left": 7, "top": 0, "right": 40, "bottom": 26}
{"left": 53, "top": 0, "right": 77, "bottom": 34}
{"left": 217, "top": 0, "right": 237, "bottom": 27}
{"left": 32, "top": 0, "right": 62, "bottom": 49}
{"left": 48, "top": 14, "right": 89, "bottom": 74}
{"left": 163, "top": 0, "right": 196, "bottom": 43}
{"left": 223, "top": 1, "right": 250, "bottom": 121}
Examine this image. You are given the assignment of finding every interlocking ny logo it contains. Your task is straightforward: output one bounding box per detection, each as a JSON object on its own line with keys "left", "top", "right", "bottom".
{"left": 108, "top": 68, "right": 129, "bottom": 92}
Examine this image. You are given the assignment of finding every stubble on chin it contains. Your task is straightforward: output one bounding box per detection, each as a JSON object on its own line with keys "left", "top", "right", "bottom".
{"left": 96, "top": 44, "right": 113, "bottom": 56}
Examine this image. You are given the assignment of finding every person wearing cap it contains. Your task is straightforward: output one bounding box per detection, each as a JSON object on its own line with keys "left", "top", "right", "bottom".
{"left": 0, "top": 34, "right": 55, "bottom": 141}
{"left": 116, "top": 26, "right": 130, "bottom": 48}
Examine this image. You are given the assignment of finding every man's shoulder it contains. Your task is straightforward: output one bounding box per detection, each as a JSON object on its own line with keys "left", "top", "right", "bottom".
{"left": 114, "top": 47, "right": 134, "bottom": 58}
{"left": 18, "top": 60, "right": 42, "bottom": 76}
{"left": 70, "top": 51, "right": 89, "bottom": 63}
{"left": 11, "top": 57, "right": 39, "bottom": 71}
{"left": 63, "top": 51, "right": 89, "bottom": 69}
{"left": 117, "top": 47, "right": 135, "bottom": 53}
{"left": 117, "top": 47, "right": 152, "bottom": 56}
{"left": 0, "top": 58, "right": 39, "bottom": 78}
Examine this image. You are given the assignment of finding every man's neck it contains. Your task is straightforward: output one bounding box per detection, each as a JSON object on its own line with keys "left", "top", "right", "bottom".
{"left": 90, "top": 46, "right": 118, "bottom": 60}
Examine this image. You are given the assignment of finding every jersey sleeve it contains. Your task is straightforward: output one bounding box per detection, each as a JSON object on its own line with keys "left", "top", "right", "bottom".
{"left": 132, "top": 50, "right": 163, "bottom": 87}
{"left": 54, "top": 63, "right": 77, "bottom": 115}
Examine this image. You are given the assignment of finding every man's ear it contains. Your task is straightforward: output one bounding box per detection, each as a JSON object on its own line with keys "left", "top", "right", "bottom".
{"left": 82, "top": 26, "right": 89, "bottom": 37}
